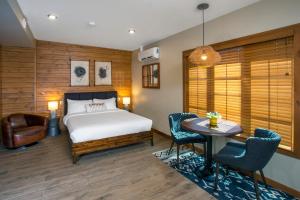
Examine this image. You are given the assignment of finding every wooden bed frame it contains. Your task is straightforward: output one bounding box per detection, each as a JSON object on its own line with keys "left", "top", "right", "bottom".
{"left": 64, "top": 91, "right": 153, "bottom": 164}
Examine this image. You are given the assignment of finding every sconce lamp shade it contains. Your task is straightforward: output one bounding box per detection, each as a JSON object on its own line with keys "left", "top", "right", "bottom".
{"left": 123, "top": 97, "right": 131, "bottom": 105}
{"left": 48, "top": 101, "right": 58, "bottom": 111}
{"left": 188, "top": 46, "right": 221, "bottom": 67}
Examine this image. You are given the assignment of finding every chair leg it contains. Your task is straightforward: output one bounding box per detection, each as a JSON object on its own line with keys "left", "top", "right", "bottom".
{"left": 192, "top": 143, "right": 196, "bottom": 153}
{"left": 177, "top": 144, "right": 180, "bottom": 165}
{"left": 224, "top": 166, "right": 229, "bottom": 176}
{"left": 259, "top": 169, "right": 268, "bottom": 188}
{"left": 168, "top": 141, "right": 174, "bottom": 155}
{"left": 214, "top": 162, "right": 220, "bottom": 190}
{"left": 252, "top": 171, "right": 260, "bottom": 200}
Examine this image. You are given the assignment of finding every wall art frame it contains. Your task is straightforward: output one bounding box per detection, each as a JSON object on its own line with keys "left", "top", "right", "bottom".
{"left": 95, "top": 61, "right": 112, "bottom": 85}
{"left": 70, "top": 60, "right": 90, "bottom": 86}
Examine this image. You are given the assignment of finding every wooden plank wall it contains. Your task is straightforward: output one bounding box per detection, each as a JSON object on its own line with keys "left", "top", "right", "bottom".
{"left": 0, "top": 40, "right": 132, "bottom": 117}
{"left": 1, "top": 46, "right": 36, "bottom": 116}
{"left": 36, "top": 41, "right": 132, "bottom": 115}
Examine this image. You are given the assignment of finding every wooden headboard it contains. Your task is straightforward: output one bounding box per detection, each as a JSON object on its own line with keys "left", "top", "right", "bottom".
{"left": 63, "top": 91, "right": 118, "bottom": 115}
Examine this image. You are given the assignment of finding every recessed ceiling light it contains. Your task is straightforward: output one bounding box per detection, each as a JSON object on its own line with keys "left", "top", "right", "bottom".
{"left": 128, "top": 28, "right": 136, "bottom": 34}
{"left": 48, "top": 14, "right": 58, "bottom": 21}
{"left": 88, "top": 21, "right": 96, "bottom": 27}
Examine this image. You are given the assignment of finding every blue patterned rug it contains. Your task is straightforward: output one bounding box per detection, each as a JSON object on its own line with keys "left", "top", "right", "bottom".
{"left": 153, "top": 148, "right": 297, "bottom": 200}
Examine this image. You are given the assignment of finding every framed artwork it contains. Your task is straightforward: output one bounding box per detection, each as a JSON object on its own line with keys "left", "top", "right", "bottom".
{"left": 95, "top": 61, "right": 112, "bottom": 85}
{"left": 70, "top": 60, "right": 89, "bottom": 86}
{"left": 142, "top": 63, "right": 160, "bottom": 88}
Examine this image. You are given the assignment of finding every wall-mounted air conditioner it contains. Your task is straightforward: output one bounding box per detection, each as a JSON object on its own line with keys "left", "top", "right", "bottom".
{"left": 138, "top": 47, "right": 160, "bottom": 62}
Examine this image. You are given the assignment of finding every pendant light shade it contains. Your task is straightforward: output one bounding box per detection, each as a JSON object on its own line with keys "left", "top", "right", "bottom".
{"left": 188, "top": 46, "right": 221, "bottom": 67}
{"left": 189, "top": 3, "right": 221, "bottom": 67}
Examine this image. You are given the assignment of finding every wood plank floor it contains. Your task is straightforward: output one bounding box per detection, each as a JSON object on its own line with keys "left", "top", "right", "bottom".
{"left": 0, "top": 132, "right": 214, "bottom": 200}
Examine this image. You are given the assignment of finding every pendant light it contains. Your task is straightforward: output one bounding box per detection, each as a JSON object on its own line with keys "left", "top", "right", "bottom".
{"left": 188, "top": 3, "right": 221, "bottom": 67}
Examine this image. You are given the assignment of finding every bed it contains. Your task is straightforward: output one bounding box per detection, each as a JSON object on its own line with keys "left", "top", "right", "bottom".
{"left": 63, "top": 91, "right": 153, "bottom": 163}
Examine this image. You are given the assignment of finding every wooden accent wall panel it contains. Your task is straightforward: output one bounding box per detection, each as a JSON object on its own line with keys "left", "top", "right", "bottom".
{"left": 1, "top": 46, "right": 36, "bottom": 116}
{"left": 0, "top": 41, "right": 132, "bottom": 117}
{"left": 35, "top": 41, "right": 132, "bottom": 114}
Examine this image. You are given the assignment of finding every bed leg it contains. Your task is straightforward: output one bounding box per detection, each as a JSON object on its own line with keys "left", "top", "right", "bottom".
{"left": 150, "top": 136, "right": 154, "bottom": 146}
{"left": 72, "top": 153, "right": 79, "bottom": 164}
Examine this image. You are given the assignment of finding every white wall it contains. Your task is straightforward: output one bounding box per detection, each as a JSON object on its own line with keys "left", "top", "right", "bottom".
{"left": 132, "top": 0, "right": 300, "bottom": 191}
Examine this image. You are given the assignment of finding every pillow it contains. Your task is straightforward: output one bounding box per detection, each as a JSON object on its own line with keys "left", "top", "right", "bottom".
{"left": 93, "top": 97, "right": 117, "bottom": 110}
{"left": 85, "top": 103, "right": 106, "bottom": 113}
{"left": 67, "top": 99, "right": 92, "bottom": 114}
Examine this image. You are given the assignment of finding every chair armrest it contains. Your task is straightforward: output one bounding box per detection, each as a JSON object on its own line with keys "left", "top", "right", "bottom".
{"left": 1, "top": 117, "right": 14, "bottom": 148}
{"left": 24, "top": 114, "right": 48, "bottom": 128}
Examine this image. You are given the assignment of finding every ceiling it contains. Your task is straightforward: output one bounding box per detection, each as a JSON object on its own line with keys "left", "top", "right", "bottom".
{"left": 17, "top": 0, "right": 259, "bottom": 50}
{"left": 0, "top": 0, "right": 35, "bottom": 47}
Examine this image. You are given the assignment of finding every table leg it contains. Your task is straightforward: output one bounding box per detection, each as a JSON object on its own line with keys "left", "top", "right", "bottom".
{"left": 195, "top": 135, "right": 214, "bottom": 181}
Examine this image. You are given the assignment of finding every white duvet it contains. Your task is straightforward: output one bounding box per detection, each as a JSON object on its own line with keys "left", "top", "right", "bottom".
{"left": 63, "top": 109, "right": 152, "bottom": 143}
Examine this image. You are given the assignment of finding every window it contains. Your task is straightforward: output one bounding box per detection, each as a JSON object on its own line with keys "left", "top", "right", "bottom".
{"left": 214, "top": 63, "right": 242, "bottom": 125}
{"left": 184, "top": 36, "right": 294, "bottom": 152}
{"left": 250, "top": 58, "right": 293, "bottom": 150}
{"left": 142, "top": 63, "right": 160, "bottom": 88}
{"left": 188, "top": 67, "right": 207, "bottom": 117}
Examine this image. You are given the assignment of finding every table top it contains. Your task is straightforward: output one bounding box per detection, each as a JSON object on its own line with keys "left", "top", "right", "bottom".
{"left": 181, "top": 118, "right": 243, "bottom": 137}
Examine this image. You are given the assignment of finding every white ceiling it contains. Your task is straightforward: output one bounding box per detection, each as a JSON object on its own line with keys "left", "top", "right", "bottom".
{"left": 0, "top": 0, "right": 35, "bottom": 47}
{"left": 17, "top": 0, "right": 259, "bottom": 50}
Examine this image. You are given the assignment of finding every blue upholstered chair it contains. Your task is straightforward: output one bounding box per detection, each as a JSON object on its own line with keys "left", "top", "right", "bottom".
{"left": 214, "top": 128, "right": 281, "bottom": 200}
{"left": 168, "top": 113, "right": 207, "bottom": 165}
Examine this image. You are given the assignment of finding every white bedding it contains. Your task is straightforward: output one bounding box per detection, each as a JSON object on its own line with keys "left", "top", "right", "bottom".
{"left": 63, "top": 109, "right": 152, "bottom": 143}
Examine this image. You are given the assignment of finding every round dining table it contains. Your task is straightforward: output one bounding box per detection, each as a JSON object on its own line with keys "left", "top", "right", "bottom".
{"left": 181, "top": 117, "right": 243, "bottom": 180}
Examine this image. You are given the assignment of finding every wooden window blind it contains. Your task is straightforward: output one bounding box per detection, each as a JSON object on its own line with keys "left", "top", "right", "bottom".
{"left": 213, "top": 54, "right": 241, "bottom": 124}
{"left": 248, "top": 37, "right": 293, "bottom": 151}
{"left": 185, "top": 36, "right": 294, "bottom": 151}
{"left": 188, "top": 67, "right": 207, "bottom": 117}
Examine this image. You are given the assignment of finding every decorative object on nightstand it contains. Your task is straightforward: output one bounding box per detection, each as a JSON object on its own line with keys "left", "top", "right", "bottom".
{"left": 48, "top": 101, "right": 61, "bottom": 136}
{"left": 123, "top": 97, "right": 131, "bottom": 111}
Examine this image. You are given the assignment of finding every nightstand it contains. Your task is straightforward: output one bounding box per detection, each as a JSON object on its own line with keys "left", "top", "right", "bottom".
{"left": 48, "top": 116, "right": 61, "bottom": 137}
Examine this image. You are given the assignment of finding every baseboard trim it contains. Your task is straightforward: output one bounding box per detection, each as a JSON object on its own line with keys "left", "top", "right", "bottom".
{"left": 260, "top": 177, "right": 300, "bottom": 198}
{"left": 152, "top": 128, "right": 170, "bottom": 139}
{"left": 151, "top": 128, "right": 300, "bottom": 198}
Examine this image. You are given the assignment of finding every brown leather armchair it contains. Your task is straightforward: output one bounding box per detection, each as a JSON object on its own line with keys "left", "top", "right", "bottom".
{"left": 1, "top": 113, "right": 48, "bottom": 148}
